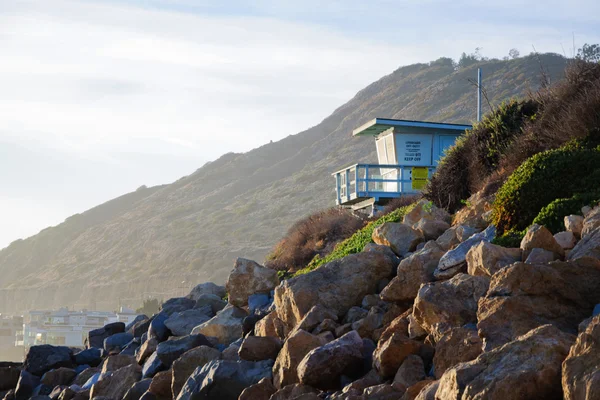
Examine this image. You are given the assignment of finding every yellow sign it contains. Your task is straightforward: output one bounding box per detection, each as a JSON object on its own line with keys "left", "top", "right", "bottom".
{"left": 412, "top": 167, "right": 428, "bottom": 191}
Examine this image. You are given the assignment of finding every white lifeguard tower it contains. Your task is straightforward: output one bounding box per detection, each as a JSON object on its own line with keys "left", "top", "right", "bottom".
{"left": 333, "top": 118, "right": 471, "bottom": 212}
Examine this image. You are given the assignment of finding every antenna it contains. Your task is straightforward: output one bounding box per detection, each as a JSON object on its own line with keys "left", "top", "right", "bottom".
{"left": 477, "top": 68, "right": 482, "bottom": 122}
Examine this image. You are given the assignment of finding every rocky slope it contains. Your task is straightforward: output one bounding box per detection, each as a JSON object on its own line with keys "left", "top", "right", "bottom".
{"left": 4, "top": 197, "right": 600, "bottom": 400}
{"left": 0, "top": 54, "right": 569, "bottom": 313}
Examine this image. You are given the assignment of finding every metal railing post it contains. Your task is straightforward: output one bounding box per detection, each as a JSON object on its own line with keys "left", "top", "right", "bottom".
{"left": 364, "top": 165, "right": 369, "bottom": 192}
{"left": 345, "top": 169, "right": 350, "bottom": 201}
{"left": 335, "top": 173, "right": 341, "bottom": 204}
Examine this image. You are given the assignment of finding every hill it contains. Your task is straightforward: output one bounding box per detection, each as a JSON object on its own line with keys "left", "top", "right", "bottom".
{"left": 0, "top": 53, "right": 569, "bottom": 314}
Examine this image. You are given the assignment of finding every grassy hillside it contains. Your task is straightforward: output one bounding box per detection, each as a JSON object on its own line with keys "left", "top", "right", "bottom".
{"left": 0, "top": 53, "right": 568, "bottom": 313}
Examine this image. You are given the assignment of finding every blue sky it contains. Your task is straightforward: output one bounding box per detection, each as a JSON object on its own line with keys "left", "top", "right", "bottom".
{"left": 0, "top": 0, "right": 599, "bottom": 248}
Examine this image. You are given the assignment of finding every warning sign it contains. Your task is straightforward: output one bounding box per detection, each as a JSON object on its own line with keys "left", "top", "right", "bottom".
{"left": 412, "top": 167, "right": 428, "bottom": 191}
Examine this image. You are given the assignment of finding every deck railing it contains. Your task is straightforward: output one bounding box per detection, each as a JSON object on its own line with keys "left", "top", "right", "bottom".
{"left": 333, "top": 163, "right": 436, "bottom": 205}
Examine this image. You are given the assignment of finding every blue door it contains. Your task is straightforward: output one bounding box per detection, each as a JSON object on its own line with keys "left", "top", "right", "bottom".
{"left": 436, "top": 135, "right": 459, "bottom": 164}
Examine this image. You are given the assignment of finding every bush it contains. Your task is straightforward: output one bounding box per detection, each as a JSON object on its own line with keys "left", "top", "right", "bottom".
{"left": 532, "top": 192, "right": 600, "bottom": 233}
{"left": 265, "top": 208, "right": 367, "bottom": 272}
{"left": 491, "top": 144, "right": 600, "bottom": 234}
{"left": 424, "top": 99, "right": 538, "bottom": 211}
{"left": 294, "top": 205, "right": 413, "bottom": 276}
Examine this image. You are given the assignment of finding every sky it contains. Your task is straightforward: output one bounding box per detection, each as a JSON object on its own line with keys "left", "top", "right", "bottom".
{"left": 0, "top": 0, "right": 599, "bottom": 249}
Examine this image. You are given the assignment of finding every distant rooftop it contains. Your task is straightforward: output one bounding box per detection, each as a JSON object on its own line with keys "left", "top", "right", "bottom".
{"left": 353, "top": 118, "right": 472, "bottom": 137}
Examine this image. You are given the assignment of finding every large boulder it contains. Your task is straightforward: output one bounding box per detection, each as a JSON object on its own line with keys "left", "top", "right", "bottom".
{"left": 272, "top": 329, "right": 326, "bottom": 389}
{"left": 434, "top": 226, "right": 495, "bottom": 279}
{"left": 148, "top": 313, "right": 171, "bottom": 342}
{"left": 123, "top": 378, "right": 152, "bottom": 400}
{"left": 274, "top": 252, "right": 395, "bottom": 329}
{"left": 563, "top": 315, "right": 600, "bottom": 400}
{"left": 297, "top": 331, "right": 364, "bottom": 390}
{"left": 254, "top": 310, "right": 288, "bottom": 339}
{"left": 142, "top": 351, "right": 166, "bottom": 379}
{"left": 225, "top": 258, "right": 279, "bottom": 307}
{"left": 372, "top": 315, "right": 422, "bottom": 378}
{"left": 73, "top": 348, "right": 102, "bottom": 367}
{"left": 238, "top": 336, "right": 282, "bottom": 362}
{"left": 104, "top": 332, "right": 134, "bottom": 353}
{"left": 296, "top": 305, "right": 338, "bottom": 332}
{"left": 14, "top": 370, "right": 40, "bottom": 400}
{"left": 452, "top": 192, "right": 494, "bottom": 229}
{"left": 393, "top": 355, "right": 425, "bottom": 389}
{"left": 477, "top": 259, "right": 600, "bottom": 351}
{"left": 161, "top": 297, "right": 196, "bottom": 316}
{"left": 164, "top": 308, "right": 212, "bottom": 336}
{"left": 436, "top": 325, "right": 574, "bottom": 400}
{"left": 520, "top": 224, "right": 565, "bottom": 260}
{"left": 137, "top": 338, "right": 158, "bottom": 364}
{"left": 569, "top": 228, "right": 600, "bottom": 262}
{"left": 148, "top": 370, "right": 172, "bottom": 399}
{"left": 582, "top": 206, "right": 600, "bottom": 238}
{"left": 238, "top": 377, "right": 276, "bottom": 400}
{"left": 176, "top": 359, "right": 273, "bottom": 400}
{"left": 413, "top": 273, "right": 489, "bottom": 340}
{"left": 195, "top": 294, "right": 228, "bottom": 315}
{"left": 191, "top": 305, "right": 248, "bottom": 345}
{"left": 101, "top": 354, "right": 136, "bottom": 373}
{"left": 403, "top": 199, "right": 451, "bottom": 227}
{"left": 414, "top": 218, "right": 451, "bottom": 241}
{"left": 0, "top": 366, "right": 20, "bottom": 391}
{"left": 270, "top": 383, "right": 320, "bottom": 400}
{"left": 187, "top": 282, "right": 227, "bottom": 301}
{"left": 129, "top": 316, "right": 152, "bottom": 338}
{"left": 87, "top": 322, "right": 125, "bottom": 349}
{"left": 372, "top": 222, "right": 424, "bottom": 257}
{"left": 40, "top": 368, "right": 76, "bottom": 387}
{"left": 171, "top": 346, "right": 221, "bottom": 399}
{"left": 90, "top": 363, "right": 142, "bottom": 400}
{"left": 432, "top": 326, "right": 482, "bottom": 379}
{"left": 565, "top": 214, "right": 584, "bottom": 238}
{"left": 380, "top": 242, "right": 445, "bottom": 303}
{"left": 466, "top": 241, "right": 521, "bottom": 277}
{"left": 24, "top": 345, "right": 74, "bottom": 376}
{"left": 156, "top": 334, "right": 212, "bottom": 367}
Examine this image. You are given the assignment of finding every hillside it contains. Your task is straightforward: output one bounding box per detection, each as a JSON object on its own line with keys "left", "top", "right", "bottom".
{"left": 0, "top": 53, "right": 569, "bottom": 314}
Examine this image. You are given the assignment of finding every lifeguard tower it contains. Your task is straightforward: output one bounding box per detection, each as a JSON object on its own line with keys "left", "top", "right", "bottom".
{"left": 333, "top": 118, "right": 471, "bottom": 213}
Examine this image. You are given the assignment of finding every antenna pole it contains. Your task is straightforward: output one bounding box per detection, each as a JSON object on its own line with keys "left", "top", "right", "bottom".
{"left": 477, "top": 68, "right": 482, "bottom": 122}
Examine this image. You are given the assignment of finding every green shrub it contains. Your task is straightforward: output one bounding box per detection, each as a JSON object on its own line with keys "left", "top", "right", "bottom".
{"left": 532, "top": 192, "right": 600, "bottom": 233}
{"left": 492, "top": 144, "right": 600, "bottom": 234}
{"left": 492, "top": 229, "right": 526, "bottom": 248}
{"left": 294, "top": 205, "right": 412, "bottom": 276}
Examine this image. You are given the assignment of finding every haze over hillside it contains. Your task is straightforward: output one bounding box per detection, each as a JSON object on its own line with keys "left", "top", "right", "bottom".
{"left": 0, "top": 53, "right": 568, "bottom": 314}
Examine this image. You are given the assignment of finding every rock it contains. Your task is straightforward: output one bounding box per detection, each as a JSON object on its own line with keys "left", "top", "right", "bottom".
{"left": 194, "top": 294, "right": 227, "bottom": 315}
{"left": 477, "top": 259, "right": 600, "bottom": 351}
{"left": 380, "top": 242, "right": 445, "bottom": 303}
{"left": 334, "top": 323, "right": 353, "bottom": 338}
{"left": 297, "top": 331, "right": 364, "bottom": 390}
{"left": 176, "top": 359, "right": 273, "bottom": 400}
{"left": 524, "top": 247, "right": 557, "bottom": 263}
{"left": 432, "top": 326, "right": 482, "bottom": 379}
{"left": 372, "top": 222, "right": 424, "bottom": 257}
{"left": 413, "top": 273, "right": 489, "bottom": 340}
{"left": 435, "top": 226, "right": 495, "bottom": 279}
{"left": 221, "top": 342, "right": 241, "bottom": 361}
{"left": 403, "top": 199, "right": 451, "bottom": 227}
{"left": 436, "top": 325, "right": 574, "bottom": 400}
{"left": 362, "top": 242, "right": 402, "bottom": 267}
{"left": 414, "top": 218, "right": 451, "bottom": 241}
{"left": 226, "top": 258, "right": 279, "bottom": 307}
{"left": 39, "top": 367, "right": 76, "bottom": 387}
{"left": 24, "top": 345, "right": 74, "bottom": 376}
{"left": 565, "top": 215, "right": 585, "bottom": 238}
{"left": 187, "top": 282, "right": 227, "bottom": 302}
{"left": 319, "top": 331, "right": 336, "bottom": 343}
{"left": 80, "top": 371, "right": 101, "bottom": 390}
{"left": 274, "top": 252, "right": 395, "bottom": 329}
{"left": 90, "top": 363, "right": 143, "bottom": 400}
{"left": 452, "top": 192, "right": 494, "bottom": 230}
{"left": 343, "top": 307, "right": 369, "bottom": 325}
{"left": 270, "top": 383, "right": 320, "bottom": 400}
{"left": 582, "top": 207, "right": 600, "bottom": 238}
{"left": 161, "top": 297, "right": 196, "bottom": 316}
{"left": 569, "top": 228, "right": 600, "bottom": 262}
{"left": 407, "top": 314, "right": 427, "bottom": 340}
{"left": 148, "top": 370, "right": 172, "bottom": 399}
{"left": 171, "top": 345, "right": 221, "bottom": 399}
{"left": 73, "top": 348, "right": 102, "bottom": 367}
{"left": 87, "top": 322, "right": 125, "bottom": 349}
{"left": 402, "top": 379, "right": 435, "bottom": 400}
{"left": 372, "top": 330, "right": 422, "bottom": 378}
{"left": 73, "top": 367, "right": 99, "bottom": 387}
{"left": 238, "top": 377, "right": 276, "bottom": 400}
{"left": 555, "top": 231, "right": 577, "bottom": 250}
{"left": 164, "top": 308, "right": 212, "bottom": 337}
{"left": 393, "top": 355, "right": 425, "bottom": 389}
{"left": 126, "top": 314, "right": 148, "bottom": 331}
{"left": 520, "top": 224, "right": 565, "bottom": 260}
{"left": 148, "top": 313, "right": 171, "bottom": 342}
{"left": 101, "top": 354, "right": 136, "bottom": 373}
{"left": 120, "top": 338, "right": 140, "bottom": 356}
{"left": 455, "top": 225, "right": 480, "bottom": 242}
{"left": 272, "top": 329, "right": 326, "bottom": 389}
{"left": 0, "top": 367, "right": 20, "bottom": 391}
{"left": 312, "top": 319, "right": 340, "bottom": 336}
{"left": 562, "top": 315, "right": 600, "bottom": 400}
{"left": 254, "top": 310, "right": 288, "bottom": 339}
{"left": 238, "top": 336, "right": 282, "bottom": 361}
{"left": 129, "top": 317, "right": 152, "bottom": 338}
{"left": 296, "top": 305, "right": 339, "bottom": 332}
{"left": 466, "top": 241, "right": 521, "bottom": 277}
{"left": 142, "top": 352, "right": 166, "bottom": 379}
{"left": 14, "top": 370, "right": 40, "bottom": 400}
{"left": 352, "top": 307, "right": 384, "bottom": 339}
{"left": 104, "top": 332, "right": 134, "bottom": 353}
{"left": 156, "top": 334, "right": 212, "bottom": 367}
{"left": 435, "top": 226, "right": 461, "bottom": 251}
{"left": 191, "top": 305, "right": 248, "bottom": 345}
{"left": 137, "top": 338, "right": 158, "bottom": 364}
{"left": 413, "top": 380, "right": 439, "bottom": 400}
{"left": 123, "top": 378, "right": 152, "bottom": 400}
{"left": 248, "top": 293, "right": 272, "bottom": 315}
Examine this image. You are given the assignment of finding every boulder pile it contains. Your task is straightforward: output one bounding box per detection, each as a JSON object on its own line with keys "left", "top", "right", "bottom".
{"left": 4, "top": 198, "right": 600, "bottom": 399}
